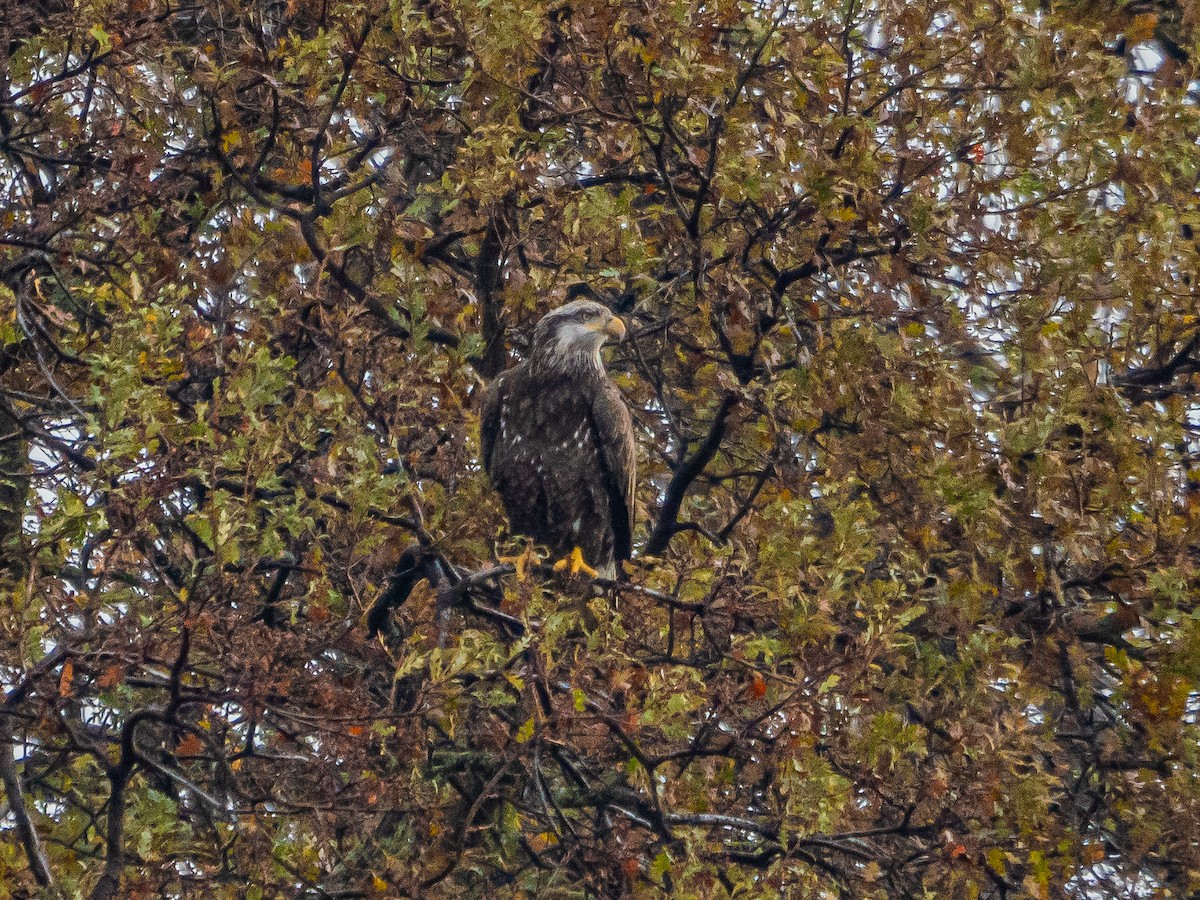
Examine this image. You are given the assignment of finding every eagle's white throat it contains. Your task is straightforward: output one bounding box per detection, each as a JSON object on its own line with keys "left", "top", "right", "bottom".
{"left": 550, "top": 321, "right": 607, "bottom": 374}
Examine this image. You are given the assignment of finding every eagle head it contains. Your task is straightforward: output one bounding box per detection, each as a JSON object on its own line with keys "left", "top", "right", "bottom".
{"left": 530, "top": 300, "right": 626, "bottom": 374}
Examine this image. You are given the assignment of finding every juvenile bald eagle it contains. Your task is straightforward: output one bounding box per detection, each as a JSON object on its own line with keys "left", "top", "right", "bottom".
{"left": 481, "top": 300, "right": 635, "bottom": 578}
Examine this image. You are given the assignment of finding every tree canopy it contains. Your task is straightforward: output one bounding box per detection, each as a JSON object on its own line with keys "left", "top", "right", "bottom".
{"left": 3, "top": 0, "right": 1200, "bottom": 896}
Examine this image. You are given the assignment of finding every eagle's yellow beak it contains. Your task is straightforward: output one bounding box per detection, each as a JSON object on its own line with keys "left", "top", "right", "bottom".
{"left": 601, "top": 315, "right": 627, "bottom": 342}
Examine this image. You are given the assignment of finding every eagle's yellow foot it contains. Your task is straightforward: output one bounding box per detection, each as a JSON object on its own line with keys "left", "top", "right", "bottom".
{"left": 498, "top": 544, "right": 537, "bottom": 580}
{"left": 552, "top": 546, "right": 599, "bottom": 578}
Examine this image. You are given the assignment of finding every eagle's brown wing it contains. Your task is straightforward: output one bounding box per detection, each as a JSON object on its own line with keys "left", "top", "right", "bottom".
{"left": 589, "top": 378, "right": 636, "bottom": 562}
{"left": 479, "top": 368, "right": 509, "bottom": 474}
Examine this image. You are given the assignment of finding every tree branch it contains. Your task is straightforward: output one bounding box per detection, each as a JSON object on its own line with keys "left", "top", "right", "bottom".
{"left": 0, "top": 718, "right": 53, "bottom": 886}
{"left": 1115, "top": 329, "right": 1200, "bottom": 400}
{"left": 90, "top": 629, "right": 190, "bottom": 900}
{"left": 644, "top": 394, "right": 739, "bottom": 555}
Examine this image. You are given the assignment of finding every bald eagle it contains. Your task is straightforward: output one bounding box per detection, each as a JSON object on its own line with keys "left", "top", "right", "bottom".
{"left": 480, "top": 300, "right": 635, "bottom": 578}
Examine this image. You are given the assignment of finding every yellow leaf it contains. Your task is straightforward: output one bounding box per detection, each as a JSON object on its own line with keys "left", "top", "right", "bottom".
{"left": 984, "top": 849, "right": 1003, "bottom": 878}
{"left": 529, "top": 831, "right": 559, "bottom": 850}
{"left": 516, "top": 717, "right": 535, "bottom": 743}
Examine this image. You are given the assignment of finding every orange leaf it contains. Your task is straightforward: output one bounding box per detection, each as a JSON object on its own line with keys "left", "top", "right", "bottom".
{"left": 58, "top": 660, "right": 74, "bottom": 698}
{"left": 750, "top": 672, "right": 767, "bottom": 699}
{"left": 347, "top": 725, "right": 364, "bottom": 737}
{"left": 1126, "top": 12, "right": 1158, "bottom": 43}
{"left": 96, "top": 664, "right": 124, "bottom": 689}
{"left": 176, "top": 734, "right": 204, "bottom": 758}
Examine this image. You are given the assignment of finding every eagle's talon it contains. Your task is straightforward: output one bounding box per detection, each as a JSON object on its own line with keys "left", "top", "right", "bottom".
{"left": 553, "top": 546, "right": 599, "bottom": 578}
{"left": 498, "top": 545, "right": 536, "bottom": 580}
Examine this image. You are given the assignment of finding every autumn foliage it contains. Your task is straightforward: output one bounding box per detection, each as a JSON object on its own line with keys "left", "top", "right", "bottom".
{"left": 3, "top": 0, "right": 1200, "bottom": 897}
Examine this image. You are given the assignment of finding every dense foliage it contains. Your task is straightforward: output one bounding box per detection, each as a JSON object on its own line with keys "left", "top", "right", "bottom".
{"left": 4, "top": 0, "right": 1200, "bottom": 896}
